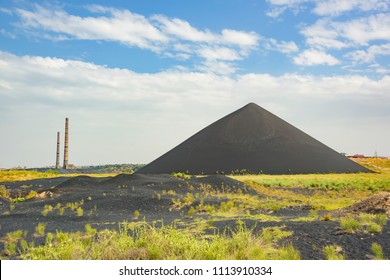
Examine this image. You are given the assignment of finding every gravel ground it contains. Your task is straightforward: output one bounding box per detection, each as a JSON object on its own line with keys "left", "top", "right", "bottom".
{"left": 0, "top": 174, "right": 389, "bottom": 259}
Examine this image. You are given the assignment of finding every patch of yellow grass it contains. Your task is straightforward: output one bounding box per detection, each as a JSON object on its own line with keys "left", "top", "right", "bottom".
{"left": 0, "top": 170, "right": 118, "bottom": 182}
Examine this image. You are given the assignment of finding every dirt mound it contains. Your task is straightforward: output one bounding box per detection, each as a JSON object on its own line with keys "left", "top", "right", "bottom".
{"left": 137, "top": 103, "right": 371, "bottom": 175}
{"left": 103, "top": 173, "right": 177, "bottom": 186}
{"left": 339, "top": 192, "right": 390, "bottom": 217}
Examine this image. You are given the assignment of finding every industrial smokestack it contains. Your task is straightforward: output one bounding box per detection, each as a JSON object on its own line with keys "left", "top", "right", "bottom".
{"left": 56, "top": 131, "right": 60, "bottom": 169}
{"left": 63, "top": 118, "right": 69, "bottom": 169}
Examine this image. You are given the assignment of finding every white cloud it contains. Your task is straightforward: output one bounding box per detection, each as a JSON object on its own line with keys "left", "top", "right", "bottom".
{"left": 301, "top": 19, "right": 349, "bottom": 50}
{"left": 152, "top": 15, "right": 260, "bottom": 50}
{"left": 2, "top": 51, "right": 388, "bottom": 107}
{"left": 197, "top": 47, "right": 241, "bottom": 61}
{"left": 313, "top": 0, "right": 389, "bottom": 16}
{"left": 220, "top": 29, "right": 260, "bottom": 48}
{"left": 1, "top": 51, "right": 389, "bottom": 166}
{"left": 152, "top": 15, "right": 215, "bottom": 43}
{"left": 341, "top": 13, "right": 390, "bottom": 45}
{"left": 301, "top": 14, "right": 390, "bottom": 51}
{"left": 266, "top": 7, "right": 287, "bottom": 18}
{"left": 267, "top": 0, "right": 389, "bottom": 17}
{"left": 293, "top": 49, "right": 340, "bottom": 66}
{"left": 196, "top": 61, "right": 238, "bottom": 75}
{"left": 345, "top": 44, "right": 390, "bottom": 63}
{"left": 266, "top": 0, "right": 309, "bottom": 17}
{"left": 16, "top": 5, "right": 169, "bottom": 51}
{"left": 267, "top": 0, "right": 307, "bottom": 4}
{"left": 13, "top": 4, "right": 264, "bottom": 75}
{"left": 265, "top": 39, "right": 299, "bottom": 54}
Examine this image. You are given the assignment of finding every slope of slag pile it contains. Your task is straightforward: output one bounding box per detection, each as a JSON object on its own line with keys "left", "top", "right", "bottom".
{"left": 137, "top": 103, "right": 371, "bottom": 175}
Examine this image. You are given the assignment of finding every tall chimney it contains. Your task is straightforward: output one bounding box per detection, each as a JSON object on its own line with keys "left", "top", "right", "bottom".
{"left": 56, "top": 131, "right": 60, "bottom": 169}
{"left": 63, "top": 118, "right": 69, "bottom": 169}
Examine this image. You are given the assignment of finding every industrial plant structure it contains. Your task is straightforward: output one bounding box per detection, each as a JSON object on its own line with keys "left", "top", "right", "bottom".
{"left": 55, "top": 117, "right": 71, "bottom": 169}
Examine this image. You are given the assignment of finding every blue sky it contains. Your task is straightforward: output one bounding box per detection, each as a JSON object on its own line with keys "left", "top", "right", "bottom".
{"left": 0, "top": 0, "right": 389, "bottom": 168}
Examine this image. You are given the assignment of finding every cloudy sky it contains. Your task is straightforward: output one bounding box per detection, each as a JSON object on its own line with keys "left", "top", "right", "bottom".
{"left": 0, "top": 0, "right": 389, "bottom": 168}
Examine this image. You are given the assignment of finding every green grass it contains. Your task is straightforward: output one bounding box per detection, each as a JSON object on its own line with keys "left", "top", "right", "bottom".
{"left": 340, "top": 213, "right": 387, "bottom": 233}
{"left": 229, "top": 175, "right": 388, "bottom": 212}
{"left": 340, "top": 216, "right": 361, "bottom": 232}
{"left": 231, "top": 173, "right": 390, "bottom": 191}
{"left": 15, "top": 222, "right": 300, "bottom": 260}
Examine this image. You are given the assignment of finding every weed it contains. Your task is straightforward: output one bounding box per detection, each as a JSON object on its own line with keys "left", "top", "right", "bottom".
{"left": 367, "top": 223, "right": 382, "bottom": 233}
{"left": 323, "top": 245, "right": 344, "bottom": 260}
{"left": 12, "top": 197, "right": 26, "bottom": 203}
{"left": 261, "top": 226, "right": 293, "bottom": 244}
{"left": 340, "top": 216, "right": 361, "bottom": 233}
{"left": 3, "top": 230, "right": 28, "bottom": 256}
{"left": 42, "top": 205, "right": 53, "bottom": 217}
{"left": 18, "top": 222, "right": 300, "bottom": 260}
{"left": 0, "top": 185, "right": 11, "bottom": 199}
{"left": 373, "top": 214, "right": 387, "bottom": 226}
{"left": 0, "top": 170, "right": 60, "bottom": 182}
{"left": 172, "top": 172, "right": 191, "bottom": 179}
{"left": 340, "top": 214, "right": 387, "bottom": 233}
{"left": 25, "top": 190, "right": 38, "bottom": 200}
{"left": 85, "top": 224, "right": 97, "bottom": 236}
{"left": 35, "top": 223, "right": 47, "bottom": 236}
{"left": 134, "top": 210, "right": 140, "bottom": 219}
{"left": 183, "top": 193, "right": 195, "bottom": 205}
{"left": 76, "top": 207, "right": 84, "bottom": 217}
{"left": 187, "top": 207, "right": 195, "bottom": 218}
{"left": 46, "top": 232, "right": 54, "bottom": 245}
{"left": 320, "top": 214, "right": 332, "bottom": 221}
{"left": 371, "top": 243, "right": 385, "bottom": 260}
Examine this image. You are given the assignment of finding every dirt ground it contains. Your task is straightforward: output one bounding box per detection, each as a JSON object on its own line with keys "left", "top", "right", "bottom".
{"left": 0, "top": 174, "right": 389, "bottom": 260}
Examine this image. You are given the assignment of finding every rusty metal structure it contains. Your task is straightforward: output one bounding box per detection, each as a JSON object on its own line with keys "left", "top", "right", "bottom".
{"left": 56, "top": 131, "right": 60, "bottom": 169}
{"left": 63, "top": 117, "right": 69, "bottom": 169}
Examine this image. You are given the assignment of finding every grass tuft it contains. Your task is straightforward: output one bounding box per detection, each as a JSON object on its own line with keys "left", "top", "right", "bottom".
{"left": 16, "top": 222, "right": 299, "bottom": 260}
{"left": 371, "top": 242, "right": 385, "bottom": 260}
{"left": 323, "top": 245, "right": 344, "bottom": 260}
